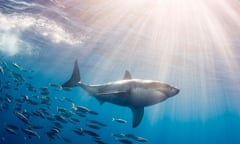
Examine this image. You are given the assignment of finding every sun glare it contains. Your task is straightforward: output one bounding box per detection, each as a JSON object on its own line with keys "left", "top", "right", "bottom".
{"left": 62, "top": 0, "right": 240, "bottom": 123}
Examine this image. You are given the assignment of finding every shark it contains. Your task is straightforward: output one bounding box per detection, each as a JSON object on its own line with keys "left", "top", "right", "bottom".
{"left": 62, "top": 60, "right": 180, "bottom": 128}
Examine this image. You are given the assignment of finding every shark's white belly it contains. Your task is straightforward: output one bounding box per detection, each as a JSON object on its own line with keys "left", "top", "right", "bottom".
{"left": 130, "top": 88, "right": 168, "bottom": 107}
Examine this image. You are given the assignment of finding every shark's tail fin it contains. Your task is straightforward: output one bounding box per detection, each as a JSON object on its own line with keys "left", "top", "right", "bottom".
{"left": 62, "top": 60, "right": 80, "bottom": 88}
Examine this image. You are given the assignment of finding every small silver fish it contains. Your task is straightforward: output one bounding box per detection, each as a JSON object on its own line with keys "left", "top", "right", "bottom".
{"left": 15, "top": 112, "right": 30, "bottom": 124}
{"left": 72, "top": 128, "right": 84, "bottom": 136}
{"left": 7, "top": 124, "right": 19, "bottom": 130}
{"left": 12, "top": 62, "right": 23, "bottom": 70}
{"left": 116, "top": 139, "right": 133, "bottom": 144}
{"left": 112, "top": 118, "right": 127, "bottom": 124}
{"left": 86, "top": 124, "right": 101, "bottom": 130}
{"left": 57, "top": 107, "right": 67, "bottom": 113}
{"left": 112, "top": 133, "right": 126, "bottom": 138}
{"left": 0, "top": 66, "right": 4, "bottom": 75}
{"left": 87, "top": 119, "right": 107, "bottom": 127}
{"left": 22, "top": 129, "right": 40, "bottom": 138}
{"left": 72, "top": 103, "right": 89, "bottom": 113}
{"left": 5, "top": 127, "right": 18, "bottom": 135}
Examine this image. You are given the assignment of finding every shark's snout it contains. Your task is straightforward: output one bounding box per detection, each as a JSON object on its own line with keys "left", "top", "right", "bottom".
{"left": 175, "top": 88, "right": 180, "bottom": 95}
{"left": 167, "top": 87, "right": 180, "bottom": 97}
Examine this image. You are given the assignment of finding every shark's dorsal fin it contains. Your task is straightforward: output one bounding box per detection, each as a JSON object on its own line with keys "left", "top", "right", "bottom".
{"left": 130, "top": 107, "right": 144, "bottom": 128}
{"left": 123, "top": 70, "right": 132, "bottom": 80}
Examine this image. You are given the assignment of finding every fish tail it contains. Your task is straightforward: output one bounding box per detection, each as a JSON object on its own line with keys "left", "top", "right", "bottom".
{"left": 72, "top": 103, "right": 76, "bottom": 110}
{"left": 62, "top": 60, "right": 81, "bottom": 88}
{"left": 112, "top": 118, "right": 115, "bottom": 121}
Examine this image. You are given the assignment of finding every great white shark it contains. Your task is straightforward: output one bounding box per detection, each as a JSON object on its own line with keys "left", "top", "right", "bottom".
{"left": 62, "top": 60, "right": 180, "bottom": 128}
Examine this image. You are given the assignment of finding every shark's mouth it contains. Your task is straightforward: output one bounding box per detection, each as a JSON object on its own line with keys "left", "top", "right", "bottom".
{"left": 156, "top": 89, "right": 169, "bottom": 97}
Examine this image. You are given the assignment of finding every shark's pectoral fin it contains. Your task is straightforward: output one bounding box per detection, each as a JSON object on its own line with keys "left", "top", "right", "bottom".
{"left": 130, "top": 107, "right": 144, "bottom": 128}
{"left": 123, "top": 70, "right": 132, "bottom": 80}
{"left": 96, "top": 98, "right": 105, "bottom": 105}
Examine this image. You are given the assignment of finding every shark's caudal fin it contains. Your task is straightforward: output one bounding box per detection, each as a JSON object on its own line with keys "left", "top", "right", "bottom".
{"left": 62, "top": 60, "right": 80, "bottom": 88}
{"left": 130, "top": 107, "right": 144, "bottom": 128}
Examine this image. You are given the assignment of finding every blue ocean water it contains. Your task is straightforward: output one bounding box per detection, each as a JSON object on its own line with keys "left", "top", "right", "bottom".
{"left": 1, "top": 0, "right": 240, "bottom": 144}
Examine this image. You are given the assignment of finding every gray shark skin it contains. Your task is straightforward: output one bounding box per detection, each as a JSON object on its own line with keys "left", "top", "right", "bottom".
{"left": 62, "top": 60, "right": 180, "bottom": 128}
